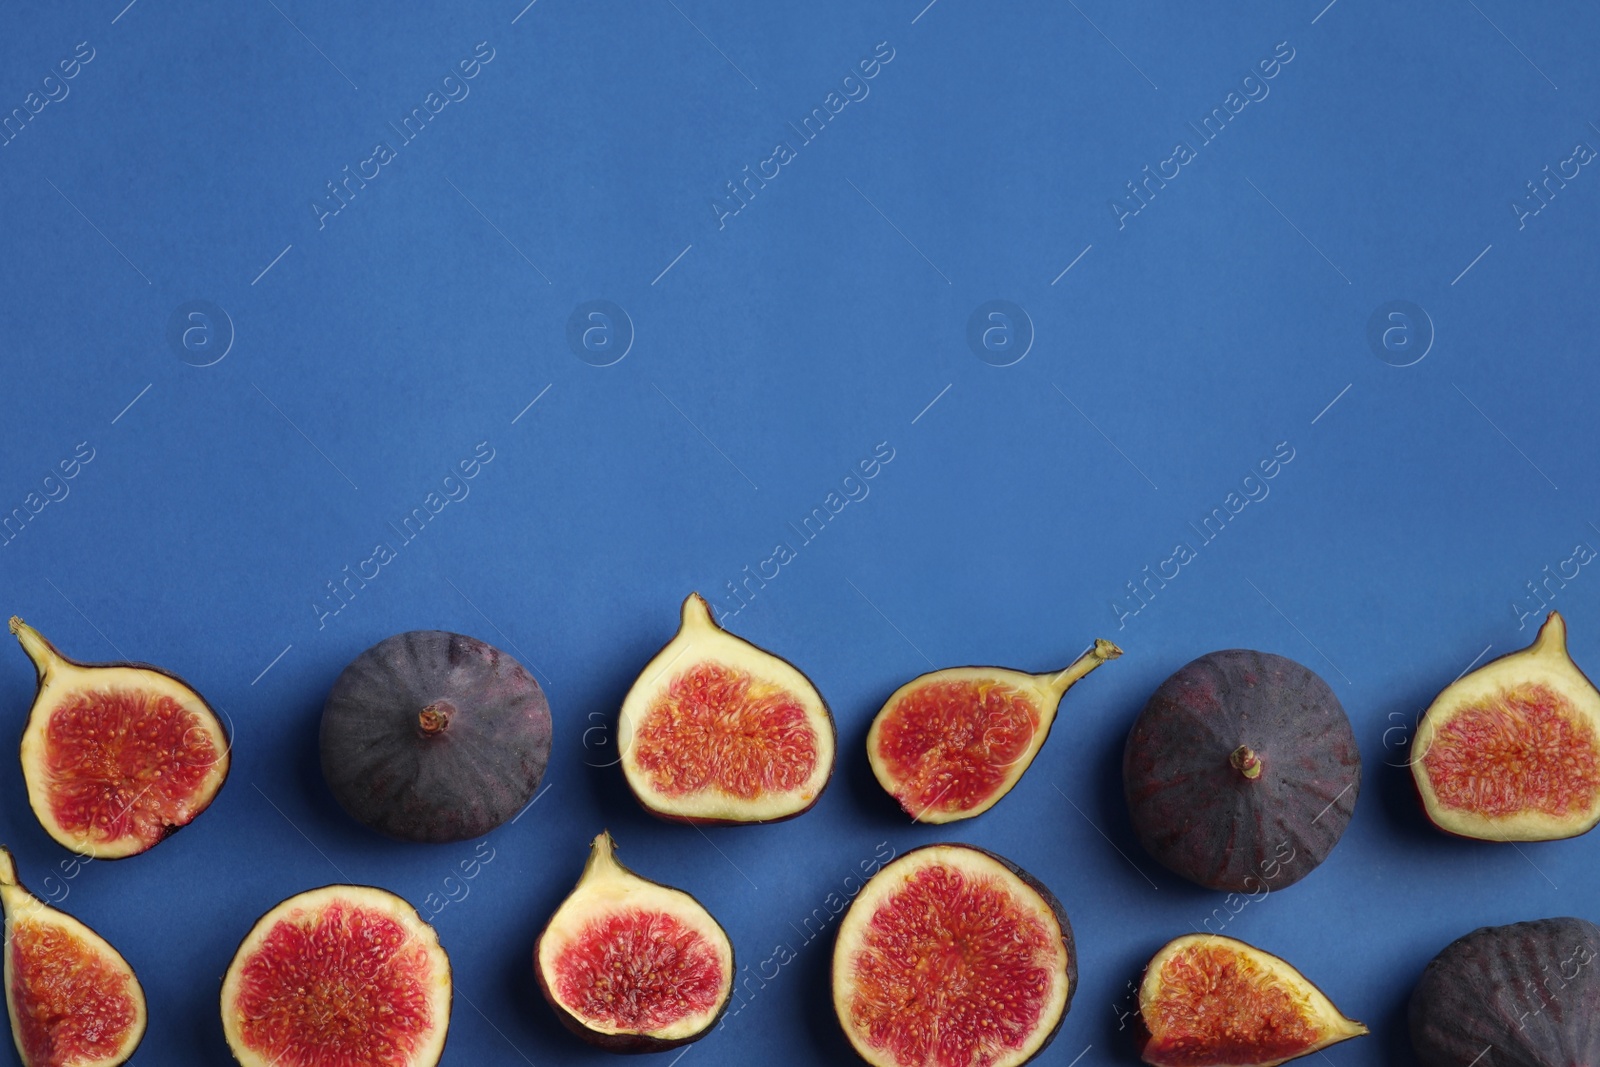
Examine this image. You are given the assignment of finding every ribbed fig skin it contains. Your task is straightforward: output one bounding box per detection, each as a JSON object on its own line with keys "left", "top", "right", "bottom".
{"left": 1124, "top": 650, "right": 1360, "bottom": 891}
{"left": 1409, "top": 917, "right": 1600, "bottom": 1067}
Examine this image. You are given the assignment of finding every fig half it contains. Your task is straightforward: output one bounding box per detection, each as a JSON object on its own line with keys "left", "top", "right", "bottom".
{"left": 1411, "top": 612, "right": 1600, "bottom": 841}
{"left": 9, "top": 618, "right": 230, "bottom": 859}
{"left": 1410, "top": 917, "right": 1600, "bottom": 1066}
{"left": 0, "top": 845, "right": 147, "bottom": 1067}
{"left": 535, "top": 830, "right": 734, "bottom": 1052}
{"left": 1135, "top": 934, "right": 1367, "bottom": 1067}
{"left": 832, "top": 843, "right": 1075, "bottom": 1067}
{"left": 866, "top": 639, "right": 1122, "bottom": 822}
{"left": 618, "top": 593, "right": 834, "bottom": 823}
{"left": 1124, "top": 650, "right": 1360, "bottom": 891}
{"left": 220, "top": 884, "right": 452, "bottom": 1067}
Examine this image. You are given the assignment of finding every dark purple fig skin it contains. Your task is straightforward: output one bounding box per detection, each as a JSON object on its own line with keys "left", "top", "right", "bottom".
{"left": 321, "top": 631, "right": 552, "bottom": 843}
{"left": 1410, "top": 918, "right": 1600, "bottom": 1067}
{"left": 1123, "top": 650, "right": 1360, "bottom": 892}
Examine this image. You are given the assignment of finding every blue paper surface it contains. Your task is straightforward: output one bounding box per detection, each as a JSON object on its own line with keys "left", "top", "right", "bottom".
{"left": 2, "top": 1, "right": 1598, "bottom": 1063}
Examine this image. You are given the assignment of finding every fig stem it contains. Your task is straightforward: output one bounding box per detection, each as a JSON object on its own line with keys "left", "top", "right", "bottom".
{"left": 418, "top": 702, "right": 453, "bottom": 736}
{"left": 8, "top": 618, "right": 60, "bottom": 681}
{"left": 1043, "top": 638, "right": 1124, "bottom": 696}
{"left": 1231, "top": 745, "right": 1263, "bottom": 780}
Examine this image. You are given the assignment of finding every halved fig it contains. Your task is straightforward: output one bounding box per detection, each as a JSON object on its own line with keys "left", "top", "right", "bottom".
{"left": 220, "top": 884, "right": 451, "bottom": 1067}
{"left": 9, "top": 618, "right": 230, "bottom": 859}
{"left": 867, "top": 640, "right": 1121, "bottom": 822}
{"left": 832, "top": 843, "right": 1075, "bottom": 1067}
{"left": 1135, "top": 934, "right": 1367, "bottom": 1067}
{"left": 1410, "top": 917, "right": 1600, "bottom": 1066}
{"left": 1124, "top": 650, "right": 1360, "bottom": 891}
{"left": 1411, "top": 612, "right": 1600, "bottom": 841}
{"left": 0, "top": 846, "right": 146, "bottom": 1067}
{"left": 617, "top": 594, "right": 834, "bottom": 823}
{"left": 535, "top": 830, "right": 734, "bottom": 1052}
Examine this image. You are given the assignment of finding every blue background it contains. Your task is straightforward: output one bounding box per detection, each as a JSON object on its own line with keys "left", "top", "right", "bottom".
{"left": 1, "top": 0, "right": 1597, "bottom": 1063}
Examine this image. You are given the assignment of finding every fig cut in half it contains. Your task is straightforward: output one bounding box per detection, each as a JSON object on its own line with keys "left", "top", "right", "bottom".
{"left": 832, "top": 843, "right": 1075, "bottom": 1067}
{"left": 1411, "top": 612, "right": 1600, "bottom": 841}
{"left": 320, "top": 630, "right": 553, "bottom": 843}
{"left": 0, "top": 846, "right": 146, "bottom": 1067}
{"left": 220, "top": 884, "right": 451, "bottom": 1067}
{"left": 867, "top": 640, "right": 1121, "bottom": 822}
{"left": 1135, "top": 934, "right": 1367, "bottom": 1067}
{"left": 9, "top": 618, "right": 230, "bottom": 859}
{"left": 535, "top": 830, "right": 734, "bottom": 1052}
{"left": 1410, "top": 917, "right": 1600, "bottom": 1067}
{"left": 1124, "top": 650, "right": 1360, "bottom": 892}
{"left": 618, "top": 594, "right": 834, "bottom": 824}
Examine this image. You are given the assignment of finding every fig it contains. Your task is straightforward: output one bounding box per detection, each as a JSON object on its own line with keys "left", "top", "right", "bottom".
{"left": 0, "top": 845, "right": 146, "bottom": 1067}
{"left": 1411, "top": 612, "right": 1600, "bottom": 841}
{"left": 617, "top": 593, "right": 834, "bottom": 823}
{"left": 9, "top": 617, "right": 230, "bottom": 859}
{"left": 1123, "top": 650, "right": 1360, "bottom": 891}
{"left": 320, "top": 630, "right": 553, "bottom": 843}
{"left": 867, "top": 639, "right": 1122, "bottom": 822}
{"left": 831, "top": 842, "right": 1075, "bottom": 1067}
{"left": 220, "top": 884, "right": 452, "bottom": 1067}
{"left": 535, "top": 830, "right": 734, "bottom": 1052}
{"left": 1409, "top": 917, "right": 1600, "bottom": 1066}
{"left": 1135, "top": 934, "right": 1367, "bottom": 1067}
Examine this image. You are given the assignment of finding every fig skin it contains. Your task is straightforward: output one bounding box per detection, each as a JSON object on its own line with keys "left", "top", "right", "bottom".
{"left": 618, "top": 594, "right": 836, "bottom": 826}
{"left": 1123, "top": 649, "right": 1360, "bottom": 892}
{"left": 320, "top": 630, "right": 552, "bottom": 843}
{"left": 1410, "top": 917, "right": 1600, "bottom": 1067}
{"left": 831, "top": 842, "right": 1076, "bottom": 1067}
{"left": 534, "top": 831, "right": 734, "bottom": 1053}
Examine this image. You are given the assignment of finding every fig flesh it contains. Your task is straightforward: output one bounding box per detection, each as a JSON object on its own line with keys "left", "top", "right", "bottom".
{"left": 1136, "top": 934, "right": 1366, "bottom": 1067}
{"left": 867, "top": 640, "right": 1122, "bottom": 822}
{"left": 320, "top": 630, "right": 552, "bottom": 843}
{"left": 618, "top": 594, "right": 834, "bottom": 823}
{"left": 1411, "top": 612, "right": 1600, "bottom": 841}
{"left": 220, "top": 884, "right": 451, "bottom": 1067}
{"left": 0, "top": 846, "right": 146, "bottom": 1067}
{"left": 1124, "top": 650, "right": 1360, "bottom": 891}
{"left": 9, "top": 618, "right": 230, "bottom": 859}
{"left": 831, "top": 843, "right": 1075, "bottom": 1067}
{"left": 1409, "top": 917, "right": 1600, "bottom": 1066}
{"left": 535, "top": 830, "right": 734, "bottom": 1052}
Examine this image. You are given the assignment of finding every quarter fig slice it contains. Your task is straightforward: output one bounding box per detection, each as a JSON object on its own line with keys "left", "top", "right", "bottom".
{"left": 618, "top": 594, "right": 835, "bottom": 824}
{"left": 220, "top": 884, "right": 452, "bottom": 1067}
{"left": 1411, "top": 612, "right": 1600, "bottom": 841}
{"left": 1409, "top": 917, "right": 1600, "bottom": 1066}
{"left": 0, "top": 846, "right": 147, "bottom": 1067}
{"left": 535, "top": 830, "right": 734, "bottom": 1052}
{"left": 866, "top": 640, "right": 1122, "bottom": 823}
{"left": 1135, "top": 934, "right": 1367, "bottom": 1067}
{"left": 9, "top": 618, "right": 230, "bottom": 859}
{"left": 832, "top": 843, "right": 1075, "bottom": 1067}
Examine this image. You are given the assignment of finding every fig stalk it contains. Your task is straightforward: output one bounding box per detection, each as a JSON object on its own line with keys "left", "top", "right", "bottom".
{"left": 418, "top": 702, "right": 453, "bottom": 736}
{"left": 1045, "top": 638, "right": 1124, "bottom": 695}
